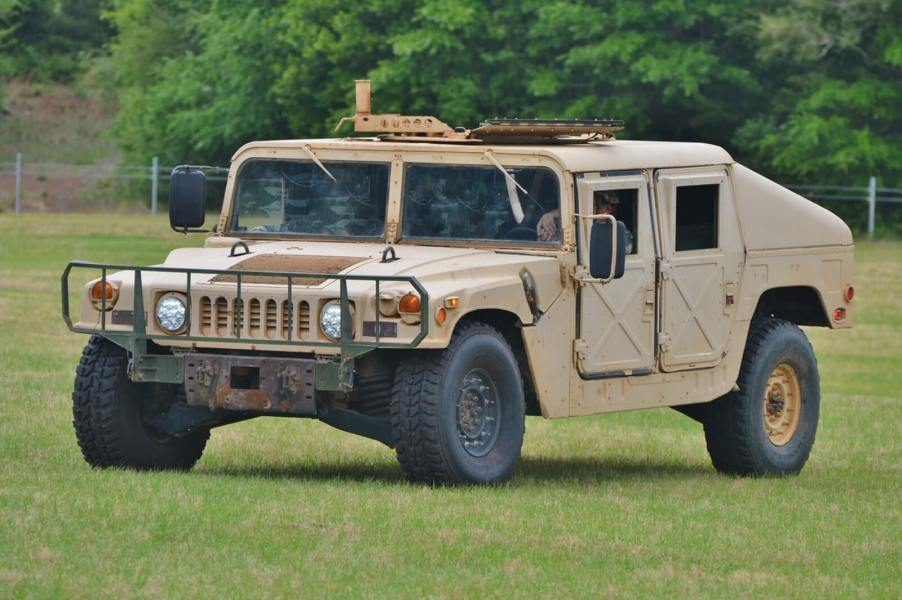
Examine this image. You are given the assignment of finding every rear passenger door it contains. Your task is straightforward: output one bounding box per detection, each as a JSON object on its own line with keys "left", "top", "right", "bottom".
{"left": 656, "top": 168, "right": 743, "bottom": 371}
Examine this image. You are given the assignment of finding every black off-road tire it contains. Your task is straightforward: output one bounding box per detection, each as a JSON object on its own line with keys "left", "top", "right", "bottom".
{"left": 703, "top": 318, "right": 820, "bottom": 476}
{"left": 72, "top": 336, "right": 209, "bottom": 470}
{"left": 391, "top": 322, "right": 526, "bottom": 485}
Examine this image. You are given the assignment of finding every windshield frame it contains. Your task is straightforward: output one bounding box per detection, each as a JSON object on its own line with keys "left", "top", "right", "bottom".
{"left": 397, "top": 162, "right": 563, "bottom": 250}
{"left": 225, "top": 157, "right": 392, "bottom": 242}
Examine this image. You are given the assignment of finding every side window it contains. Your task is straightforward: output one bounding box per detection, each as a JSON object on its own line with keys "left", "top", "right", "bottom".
{"left": 675, "top": 184, "right": 718, "bottom": 251}
{"left": 593, "top": 189, "right": 638, "bottom": 254}
{"left": 402, "top": 164, "right": 560, "bottom": 245}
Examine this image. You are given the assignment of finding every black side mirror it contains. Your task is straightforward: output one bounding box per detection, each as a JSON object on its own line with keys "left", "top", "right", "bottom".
{"left": 589, "top": 219, "right": 626, "bottom": 280}
{"left": 169, "top": 167, "right": 206, "bottom": 231}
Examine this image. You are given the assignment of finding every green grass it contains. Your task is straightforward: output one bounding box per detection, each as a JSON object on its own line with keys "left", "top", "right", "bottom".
{"left": 1, "top": 214, "right": 899, "bottom": 598}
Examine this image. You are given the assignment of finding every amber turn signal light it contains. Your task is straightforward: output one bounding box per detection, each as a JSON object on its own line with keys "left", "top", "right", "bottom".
{"left": 90, "top": 280, "right": 119, "bottom": 310}
{"left": 435, "top": 307, "right": 447, "bottom": 325}
{"left": 398, "top": 293, "right": 421, "bottom": 314}
{"left": 91, "top": 281, "right": 115, "bottom": 301}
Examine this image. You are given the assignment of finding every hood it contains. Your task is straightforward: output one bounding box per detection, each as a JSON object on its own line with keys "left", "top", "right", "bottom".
{"left": 156, "top": 238, "right": 565, "bottom": 313}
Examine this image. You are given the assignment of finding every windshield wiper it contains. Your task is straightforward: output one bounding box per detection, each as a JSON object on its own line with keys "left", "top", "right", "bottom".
{"left": 484, "top": 150, "right": 525, "bottom": 223}
{"left": 302, "top": 144, "right": 337, "bottom": 182}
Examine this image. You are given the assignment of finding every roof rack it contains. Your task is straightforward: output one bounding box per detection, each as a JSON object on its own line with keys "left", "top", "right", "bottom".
{"left": 333, "top": 80, "right": 623, "bottom": 143}
{"left": 470, "top": 119, "right": 623, "bottom": 143}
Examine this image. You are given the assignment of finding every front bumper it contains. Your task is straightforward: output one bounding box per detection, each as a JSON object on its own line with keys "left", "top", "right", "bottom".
{"left": 185, "top": 353, "right": 316, "bottom": 415}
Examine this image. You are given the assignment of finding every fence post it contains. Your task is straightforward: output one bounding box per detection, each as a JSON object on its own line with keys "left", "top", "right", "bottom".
{"left": 14, "top": 152, "right": 22, "bottom": 214}
{"left": 867, "top": 176, "right": 876, "bottom": 240}
{"left": 150, "top": 156, "right": 159, "bottom": 215}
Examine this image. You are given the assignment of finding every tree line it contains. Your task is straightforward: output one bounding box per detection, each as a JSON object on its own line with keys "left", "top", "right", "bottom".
{"left": 2, "top": 0, "right": 900, "bottom": 190}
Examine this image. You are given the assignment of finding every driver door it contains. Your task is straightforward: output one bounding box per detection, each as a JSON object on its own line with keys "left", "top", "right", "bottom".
{"left": 575, "top": 173, "right": 656, "bottom": 377}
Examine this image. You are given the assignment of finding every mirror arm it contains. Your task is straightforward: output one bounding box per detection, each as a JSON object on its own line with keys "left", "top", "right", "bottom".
{"left": 170, "top": 226, "right": 211, "bottom": 235}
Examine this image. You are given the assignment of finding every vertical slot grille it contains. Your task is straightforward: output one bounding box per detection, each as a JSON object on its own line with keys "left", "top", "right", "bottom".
{"left": 265, "top": 299, "right": 278, "bottom": 338}
{"left": 281, "top": 301, "right": 291, "bottom": 339}
{"left": 298, "top": 301, "right": 310, "bottom": 339}
{"left": 215, "top": 297, "right": 229, "bottom": 335}
{"left": 232, "top": 298, "right": 243, "bottom": 335}
{"left": 249, "top": 299, "right": 261, "bottom": 336}
{"left": 195, "top": 295, "right": 314, "bottom": 341}
{"left": 199, "top": 296, "right": 212, "bottom": 335}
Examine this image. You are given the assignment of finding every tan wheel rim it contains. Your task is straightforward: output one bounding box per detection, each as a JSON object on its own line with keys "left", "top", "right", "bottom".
{"left": 763, "top": 363, "right": 802, "bottom": 446}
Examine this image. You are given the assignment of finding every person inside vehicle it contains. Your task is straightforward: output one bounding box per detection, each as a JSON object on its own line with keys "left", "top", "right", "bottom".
{"left": 536, "top": 190, "right": 633, "bottom": 252}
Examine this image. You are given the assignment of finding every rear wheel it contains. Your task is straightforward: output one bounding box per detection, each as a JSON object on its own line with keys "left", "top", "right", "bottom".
{"left": 703, "top": 319, "right": 820, "bottom": 476}
{"left": 391, "top": 322, "right": 525, "bottom": 485}
{"left": 72, "top": 336, "right": 209, "bottom": 470}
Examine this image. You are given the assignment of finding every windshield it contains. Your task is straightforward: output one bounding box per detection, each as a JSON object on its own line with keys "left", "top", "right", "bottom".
{"left": 230, "top": 159, "right": 389, "bottom": 238}
{"left": 402, "top": 164, "right": 560, "bottom": 245}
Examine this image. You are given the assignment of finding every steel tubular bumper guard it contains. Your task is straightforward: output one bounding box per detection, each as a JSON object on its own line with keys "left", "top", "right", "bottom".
{"left": 61, "top": 260, "right": 430, "bottom": 390}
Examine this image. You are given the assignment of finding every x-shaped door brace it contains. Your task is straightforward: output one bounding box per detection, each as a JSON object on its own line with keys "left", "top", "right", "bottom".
{"left": 582, "top": 269, "right": 649, "bottom": 362}
{"left": 667, "top": 266, "right": 721, "bottom": 356}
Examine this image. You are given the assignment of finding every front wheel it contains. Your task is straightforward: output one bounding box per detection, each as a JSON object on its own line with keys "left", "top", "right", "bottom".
{"left": 703, "top": 318, "right": 820, "bottom": 476}
{"left": 72, "top": 336, "right": 209, "bottom": 470}
{"left": 391, "top": 322, "right": 526, "bottom": 485}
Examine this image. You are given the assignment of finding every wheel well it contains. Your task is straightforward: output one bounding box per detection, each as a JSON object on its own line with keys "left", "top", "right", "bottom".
{"left": 458, "top": 310, "right": 541, "bottom": 416}
{"left": 753, "top": 286, "right": 829, "bottom": 327}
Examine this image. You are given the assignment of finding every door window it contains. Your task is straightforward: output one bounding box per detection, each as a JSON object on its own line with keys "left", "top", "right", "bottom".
{"left": 675, "top": 184, "right": 718, "bottom": 251}
{"left": 593, "top": 188, "right": 638, "bottom": 254}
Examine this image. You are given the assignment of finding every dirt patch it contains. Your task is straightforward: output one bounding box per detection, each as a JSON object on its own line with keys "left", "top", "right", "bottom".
{"left": 0, "top": 81, "right": 125, "bottom": 212}
{"left": 3, "top": 82, "right": 109, "bottom": 121}
{"left": 211, "top": 254, "right": 365, "bottom": 285}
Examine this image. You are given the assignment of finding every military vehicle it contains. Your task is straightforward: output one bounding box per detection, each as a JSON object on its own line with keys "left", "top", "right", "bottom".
{"left": 63, "top": 80, "right": 854, "bottom": 484}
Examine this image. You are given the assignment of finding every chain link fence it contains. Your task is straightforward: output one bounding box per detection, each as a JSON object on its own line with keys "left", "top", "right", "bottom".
{"left": 0, "top": 154, "right": 227, "bottom": 214}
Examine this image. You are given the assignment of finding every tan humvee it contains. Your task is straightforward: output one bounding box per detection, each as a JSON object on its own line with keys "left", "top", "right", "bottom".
{"left": 64, "top": 81, "right": 854, "bottom": 484}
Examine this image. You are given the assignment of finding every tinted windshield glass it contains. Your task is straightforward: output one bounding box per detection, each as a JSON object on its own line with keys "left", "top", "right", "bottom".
{"left": 230, "top": 160, "right": 389, "bottom": 237}
{"left": 402, "top": 164, "right": 560, "bottom": 244}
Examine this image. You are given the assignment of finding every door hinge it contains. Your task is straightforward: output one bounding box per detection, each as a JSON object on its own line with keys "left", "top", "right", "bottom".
{"left": 570, "top": 264, "right": 590, "bottom": 284}
{"left": 659, "top": 262, "right": 671, "bottom": 280}
{"left": 658, "top": 332, "right": 671, "bottom": 353}
{"left": 573, "top": 339, "right": 589, "bottom": 361}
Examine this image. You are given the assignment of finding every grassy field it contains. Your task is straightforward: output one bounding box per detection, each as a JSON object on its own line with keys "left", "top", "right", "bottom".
{"left": 0, "top": 214, "right": 899, "bottom": 598}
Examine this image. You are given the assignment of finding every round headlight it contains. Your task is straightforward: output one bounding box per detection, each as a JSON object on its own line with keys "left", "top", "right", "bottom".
{"left": 319, "top": 301, "right": 343, "bottom": 340}
{"left": 156, "top": 294, "right": 187, "bottom": 333}
{"left": 319, "top": 300, "right": 355, "bottom": 341}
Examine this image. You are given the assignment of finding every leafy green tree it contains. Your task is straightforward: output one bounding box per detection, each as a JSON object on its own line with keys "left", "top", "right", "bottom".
{"left": 101, "top": 0, "right": 900, "bottom": 194}
{"left": 2, "top": 0, "right": 114, "bottom": 81}
{"left": 0, "top": 0, "right": 20, "bottom": 105}
{"left": 735, "top": 0, "right": 902, "bottom": 186}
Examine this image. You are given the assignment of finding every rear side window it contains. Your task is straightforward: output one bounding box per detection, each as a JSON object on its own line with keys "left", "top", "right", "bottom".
{"left": 675, "top": 184, "right": 718, "bottom": 251}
